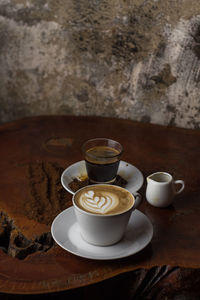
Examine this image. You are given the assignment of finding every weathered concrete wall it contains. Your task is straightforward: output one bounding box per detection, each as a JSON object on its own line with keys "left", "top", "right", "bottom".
{"left": 0, "top": 0, "right": 200, "bottom": 128}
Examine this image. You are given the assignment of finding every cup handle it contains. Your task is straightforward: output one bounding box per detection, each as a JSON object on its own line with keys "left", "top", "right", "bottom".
{"left": 174, "top": 180, "right": 185, "bottom": 194}
{"left": 133, "top": 192, "right": 142, "bottom": 209}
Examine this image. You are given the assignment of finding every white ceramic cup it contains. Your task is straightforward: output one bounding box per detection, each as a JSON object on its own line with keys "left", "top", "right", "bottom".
{"left": 72, "top": 184, "right": 142, "bottom": 246}
{"left": 146, "top": 172, "right": 185, "bottom": 208}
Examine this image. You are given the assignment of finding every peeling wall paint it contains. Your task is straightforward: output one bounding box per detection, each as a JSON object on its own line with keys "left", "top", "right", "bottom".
{"left": 0, "top": 0, "right": 200, "bottom": 128}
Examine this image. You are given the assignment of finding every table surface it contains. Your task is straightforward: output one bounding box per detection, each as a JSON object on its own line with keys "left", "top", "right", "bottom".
{"left": 0, "top": 115, "right": 200, "bottom": 295}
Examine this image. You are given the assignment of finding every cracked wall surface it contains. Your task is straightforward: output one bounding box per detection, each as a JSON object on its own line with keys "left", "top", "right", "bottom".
{"left": 0, "top": 0, "right": 200, "bottom": 128}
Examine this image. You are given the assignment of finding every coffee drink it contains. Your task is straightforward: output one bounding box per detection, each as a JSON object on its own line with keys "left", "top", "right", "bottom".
{"left": 82, "top": 139, "right": 123, "bottom": 183}
{"left": 85, "top": 146, "right": 120, "bottom": 164}
{"left": 74, "top": 184, "right": 134, "bottom": 215}
{"left": 85, "top": 146, "right": 120, "bottom": 183}
{"left": 73, "top": 184, "right": 141, "bottom": 246}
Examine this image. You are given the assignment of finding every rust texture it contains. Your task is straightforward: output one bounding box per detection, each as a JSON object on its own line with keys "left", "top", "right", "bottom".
{"left": 0, "top": 1, "right": 200, "bottom": 128}
{"left": 27, "top": 161, "right": 67, "bottom": 225}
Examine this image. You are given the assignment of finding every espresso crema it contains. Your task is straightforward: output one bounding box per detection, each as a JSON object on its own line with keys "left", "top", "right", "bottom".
{"left": 74, "top": 185, "right": 134, "bottom": 215}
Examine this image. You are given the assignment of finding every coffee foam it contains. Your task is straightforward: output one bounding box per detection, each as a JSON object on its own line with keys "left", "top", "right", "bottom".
{"left": 85, "top": 146, "right": 120, "bottom": 164}
{"left": 79, "top": 190, "right": 119, "bottom": 214}
{"left": 75, "top": 185, "right": 134, "bottom": 215}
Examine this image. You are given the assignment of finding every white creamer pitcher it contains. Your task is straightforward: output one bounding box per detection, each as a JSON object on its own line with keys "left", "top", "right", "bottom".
{"left": 146, "top": 172, "right": 184, "bottom": 208}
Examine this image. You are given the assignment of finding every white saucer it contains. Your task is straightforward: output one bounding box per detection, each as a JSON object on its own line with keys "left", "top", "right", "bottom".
{"left": 51, "top": 207, "right": 153, "bottom": 260}
{"left": 61, "top": 160, "right": 144, "bottom": 195}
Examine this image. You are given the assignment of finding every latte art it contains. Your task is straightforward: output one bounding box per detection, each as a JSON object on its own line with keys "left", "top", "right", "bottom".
{"left": 74, "top": 184, "right": 134, "bottom": 215}
{"left": 80, "top": 190, "right": 119, "bottom": 214}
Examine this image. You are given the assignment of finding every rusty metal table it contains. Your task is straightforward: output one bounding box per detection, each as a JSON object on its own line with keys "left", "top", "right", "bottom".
{"left": 0, "top": 116, "right": 200, "bottom": 299}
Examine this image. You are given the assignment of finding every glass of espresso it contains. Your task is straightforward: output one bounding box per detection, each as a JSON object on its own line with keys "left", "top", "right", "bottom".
{"left": 82, "top": 138, "right": 123, "bottom": 184}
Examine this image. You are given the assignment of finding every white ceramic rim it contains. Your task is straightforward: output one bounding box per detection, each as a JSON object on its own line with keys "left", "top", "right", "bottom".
{"left": 72, "top": 184, "right": 136, "bottom": 218}
{"left": 51, "top": 207, "right": 154, "bottom": 260}
{"left": 148, "top": 172, "right": 172, "bottom": 184}
{"left": 61, "top": 160, "right": 144, "bottom": 195}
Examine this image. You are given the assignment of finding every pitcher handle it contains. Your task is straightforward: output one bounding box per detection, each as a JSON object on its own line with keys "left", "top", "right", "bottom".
{"left": 174, "top": 180, "right": 185, "bottom": 194}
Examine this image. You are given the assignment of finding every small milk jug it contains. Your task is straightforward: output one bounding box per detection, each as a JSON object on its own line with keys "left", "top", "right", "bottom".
{"left": 146, "top": 172, "right": 184, "bottom": 208}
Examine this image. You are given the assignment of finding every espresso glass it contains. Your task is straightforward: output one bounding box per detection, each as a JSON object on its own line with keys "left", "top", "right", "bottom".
{"left": 82, "top": 138, "right": 123, "bottom": 184}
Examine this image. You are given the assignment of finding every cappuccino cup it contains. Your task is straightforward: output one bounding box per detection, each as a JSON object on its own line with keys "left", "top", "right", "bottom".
{"left": 72, "top": 184, "right": 142, "bottom": 246}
